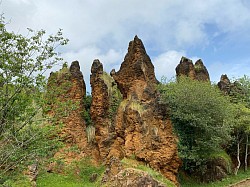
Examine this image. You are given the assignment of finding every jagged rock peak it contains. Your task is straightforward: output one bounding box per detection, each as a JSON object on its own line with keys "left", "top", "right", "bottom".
{"left": 69, "top": 61, "right": 84, "bottom": 79}
{"left": 176, "top": 56, "right": 196, "bottom": 80}
{"left": 219, "top": 74, "right": 230, "bottom": 84}
{"left": 91, "top": 59, "right": 103, "bottom": 74}
{"left": 113, "top": 36, "right": 158, "bottom": 99}
{"left": 217, "top": 74, "right": 231, "bottom": 94}
{"left": 180, "top": 56, "right": 193, "bottom": 63}
{"left": 176, "top": 56, "right": 210, "bottom": 82}
{"left": 194, "top": 59, "right": 210, "bottom": 81}
{"left": 126, "top": 35, "right": 147, "bottom": 57}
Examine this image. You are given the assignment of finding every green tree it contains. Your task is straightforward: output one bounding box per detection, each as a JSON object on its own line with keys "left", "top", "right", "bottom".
{"left": 228, "top": 75, "right": 250, "bottom": 174}
{"left": 158, "top": 77, "right": 233, "bottom": 172}
{"left": 0, "top": 15, "right": 68, "bottom": 178}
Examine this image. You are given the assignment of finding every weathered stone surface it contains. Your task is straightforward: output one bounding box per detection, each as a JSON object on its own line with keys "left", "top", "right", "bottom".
{"left": 195, "top": 157, "right": 232, "bottom": 183}
{"left": 109, "top": 36, "right": 181, "bottom": 185}
{"left": 218, "top": 74, "right": 231, "bottom": 94}
{"left": 24, "top": 161, "right": 38, "bottom": 187}
{"left": 106, "top": 168, "right": 167, "bottom": 187}
{"left": 47, "top": 61, "right": 89, "bottom": 162}
{"left": 176, "top": 57, "right": 196, "bottom": 80}
{"left": 112, "top": 35, "right": 158, "bottom": 100}
{"left": 194, "top": 59, "right": 210, "bottom": 81}
{"left": 90, "top": 59, "right": 111, "bottom": 159}
{"left": 176, "top": 57, "right": 210, "bottom": 82}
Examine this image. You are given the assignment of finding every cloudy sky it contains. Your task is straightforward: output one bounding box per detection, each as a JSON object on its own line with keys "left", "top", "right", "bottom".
{"left": 1, "top": 0, "right": 250, "bottom": 90}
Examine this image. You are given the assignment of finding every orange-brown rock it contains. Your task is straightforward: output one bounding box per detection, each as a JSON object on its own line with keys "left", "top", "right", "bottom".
{"left": 90, "top": 59, "right": 114, "bottom": 160}
{"left": 176, "top": 56, "right": 196, "bottom": 80}
{"left": 194, "top": 59, "right": 210, "bottom": 81}
{"left": 107, "top": 168, "right": 167, "bottom": 187}
{"left": 217, "top": 74, "right": 245, "bottom": 98}
{"left": 109, "top": 36, "right": 181, "bottom": 185}
{"left": 217, "top": 74, "right": 231, "bottom": 94}
{"left": 112, "top": 35, "right": 158, "bottom": 100}
{"left": 47, "top": 61, "right": 89, "bottom": 162}
{"left": 176, "top": 57, "right": 210, "bottom": 81}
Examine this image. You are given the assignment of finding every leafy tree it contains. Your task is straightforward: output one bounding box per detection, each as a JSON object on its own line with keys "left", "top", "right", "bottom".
{"left": 0, "top": 15, "right": 68, "bottom": 178}
{"left": 158, "top": 77, "right": 234, "bottom": 172}
{"left": 228, "top": 75, "right": 250, "bottom": 174}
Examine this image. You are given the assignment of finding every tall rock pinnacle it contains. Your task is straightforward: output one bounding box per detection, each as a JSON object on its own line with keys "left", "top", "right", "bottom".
{"left": 176, "top": 56, "right": 210, "bottom": 82}
{"left": 112, "top": 35, "right": 158, "bottom": 100}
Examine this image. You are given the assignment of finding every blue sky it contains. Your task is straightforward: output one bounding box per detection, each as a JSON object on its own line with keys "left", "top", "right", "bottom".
{"left": 1, "top": 0, "right": 250, "bottom": 90}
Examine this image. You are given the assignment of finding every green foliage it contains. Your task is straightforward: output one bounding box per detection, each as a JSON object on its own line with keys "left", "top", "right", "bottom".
{"left": 83, "top": 93, "right": 92, "bottom": 126}
{"left": 206, "top": 151, "right": 232, "bottom": 174}
{"left": 101, "top": 72, "right": 122, "bottom": 121}
{"left": 0, "top": 175, "right": 31, "bottom": 187}
{"left": 180, "top": 168, "right": 250, "bottom": 187}
{"left": 0, "top": 15, "right": 68, "bottom": 179}
{"left": 158, "top": 76, "right": 234, "bottom": 171}
{"left": 37, "top": 173, "right": 84, "bottom": 187}
{"left": 37, "top": 157, "right": 105, "bottom": 187}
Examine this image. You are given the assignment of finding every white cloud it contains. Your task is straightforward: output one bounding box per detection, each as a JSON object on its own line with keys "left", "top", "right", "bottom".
{"left": 1, "top": 0, "right": 250, "bottom": 88}
{"left": 61, "top": 47, "right": 124, "bottom": 91}
{"left": 153, "top": 50, "right": 186, "bottom": 81}
{"left": 153, "top": 50, "right": 200, "bottom": 81}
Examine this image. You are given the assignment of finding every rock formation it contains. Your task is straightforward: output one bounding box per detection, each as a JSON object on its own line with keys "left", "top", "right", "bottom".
{"left": 90, "top": 59, "right": 120, "bottom": 160}
{"left": 108, "top": 36, "right": 181, "bottom": 185}
{"left": 47, "top": 61, "right": 89, "bottom": 161}
{"left": 47, "top": 37, "right": 181, "bottom": 185}
{"left": 112, "top": 35, "right": 158, "bottom": 100}
{"left": 107, "top": 168, "right": 166, "bottom": 187}
{"left": 194, "top": 59, "right": 210, "bottom": 81}
{"left": 176, "top": 57, "right": 210, "bottom": 81}
{"left": 217, "top": 74, "right": 232, "bottom": 94}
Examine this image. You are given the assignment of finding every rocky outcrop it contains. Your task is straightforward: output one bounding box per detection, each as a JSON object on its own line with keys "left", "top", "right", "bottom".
{"left": 112, "top": 35, "right": 158, "bottom": 100}
{"left": 176, "top": 57, "right": 210, "bottom": 81}
{"left": 47, "top": 37, "right": 181, "bottom": 185}
{"left": 108, "top": 36, "right": 181, "bottom": 185}
{"left": 47, "top": 61, "right": 89, "bottom": 161}
{"left": 90, "top": 59, "right": 116, "bottom": 160}
{"left": 194, "top": 59, "right": 210, "bottom": 81}
{"left": 217, "top": 74, "right": 232, "bottom": 94}
{"left": 107, "top": 168, "right": 166, "bottom": 187}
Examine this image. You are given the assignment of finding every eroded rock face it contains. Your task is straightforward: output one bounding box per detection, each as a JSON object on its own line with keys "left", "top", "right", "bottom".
{"left": 194, "top": 59, "right": 210, "bottom": 81}
{"left": 109, "top": 36, "right": 181, "bottom": 185}
{"left": 176, "top": 57, "right": 196, "bottom": 80}
{"left": 90, "top": 59, "right": 113, "bottom": 159}
{"left": 176, "top": 57, "right": 210, "bottom": 81}
{"left": 218, "top": 74, "right": 231, "bottom": 94}
{"left": 47, "top": 61, "right": 89, "bottom": 161}
{"left": 107, "top": 168, "right": 167, "bottom": 187}
{"left": 112, "top": 35, "right": 158, "bottom": 100}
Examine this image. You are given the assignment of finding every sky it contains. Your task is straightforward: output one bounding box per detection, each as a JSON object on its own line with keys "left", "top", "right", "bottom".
{"left": 1, "top": 0, "right": 250, "bottom": 91}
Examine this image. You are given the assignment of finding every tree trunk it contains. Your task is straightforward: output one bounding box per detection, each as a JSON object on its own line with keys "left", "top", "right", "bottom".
{"left": 235, "top": 141, "right": 241, "bottom": 175}
{"left": 245, "top": 134, "right": 248, "bottom": 171}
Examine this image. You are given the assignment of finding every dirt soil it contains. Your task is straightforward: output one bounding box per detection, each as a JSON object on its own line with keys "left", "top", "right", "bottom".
{"left": 229, "top": 179, "right": 250, "bottom": 187}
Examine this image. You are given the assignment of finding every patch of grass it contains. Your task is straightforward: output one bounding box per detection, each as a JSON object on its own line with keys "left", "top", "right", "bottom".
{"left": 101, "top": 72, "right": 114, "bottom": 96}
{"left": 1, "top": 175, "right": 32, "bottom": 187}
{"left": 37, "top": 173, "right": 84, "bottom": 187}
{"left": 129, "top": 101, "right": 144, "bottom": 115}
{"left": 121, "top": 158, "right": 175, "bottom": 187}
{"left": 180, "top": 169, "right": 250, "bottom": 187}
{"left": 37, "top": 157, "right": 105, "bottom": 187}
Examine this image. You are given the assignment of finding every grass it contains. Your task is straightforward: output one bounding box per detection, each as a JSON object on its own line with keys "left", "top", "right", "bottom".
{"left": 129, "top": 101, "right": 144, "bottom": 115}
{"left": 101, "top": 72, "right": 114, "bottom": 96}
{"left": 36, "top": 157, "right": 105, "bottom": 187}
{"left": 121, "top": 158, "right": 175, "bottom": 187}
{"left": 180, "top": 169, "right": 250, "bottom": 187}
{"left": 37, "top": 173, "right": 84, "bottom": 187}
